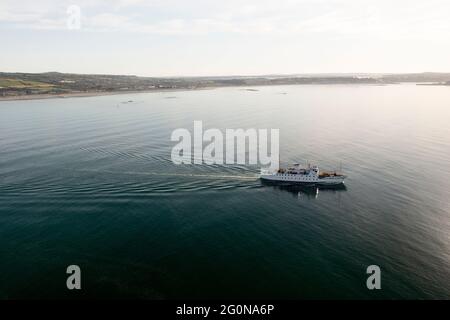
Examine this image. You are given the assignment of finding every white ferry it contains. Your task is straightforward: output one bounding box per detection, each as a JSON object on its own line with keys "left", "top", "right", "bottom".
{"left": 260, "top": 163, "right": 346, "bottom": 185}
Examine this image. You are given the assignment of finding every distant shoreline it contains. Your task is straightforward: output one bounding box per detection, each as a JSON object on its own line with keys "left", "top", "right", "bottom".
{"left": 0, "top": 87, "right": 212, "bottom": 102}
{"left": 2, "top": 71, "right": 449, "bottom": 102}
{"left": 1, "top": 81, "right": 449, "bottom": 102}
{"left": 0, "top": 83, "right": 378, "bottom": 102}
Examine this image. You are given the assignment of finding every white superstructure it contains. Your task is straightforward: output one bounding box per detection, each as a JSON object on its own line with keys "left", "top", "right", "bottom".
{"left": 260, "top": 163, "right": 346, "bottom": 185}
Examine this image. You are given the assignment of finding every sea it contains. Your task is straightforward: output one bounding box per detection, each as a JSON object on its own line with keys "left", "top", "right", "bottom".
{"left": 1, "top": 84, "right": 449, "bottom": 299}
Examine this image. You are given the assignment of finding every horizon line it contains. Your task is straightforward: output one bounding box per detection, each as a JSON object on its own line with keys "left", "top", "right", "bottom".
{"left": 2, "top": 70, "right": 450, "bottom": 78}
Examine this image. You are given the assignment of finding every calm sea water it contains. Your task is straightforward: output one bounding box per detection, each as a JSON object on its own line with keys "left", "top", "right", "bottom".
{"left": 1, "top": 84, "right": 449, "bottom": 299}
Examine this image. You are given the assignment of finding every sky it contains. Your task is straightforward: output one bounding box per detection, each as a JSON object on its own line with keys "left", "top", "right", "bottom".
{"left": 1, "top": 0, "right": 450, "bottom": 76}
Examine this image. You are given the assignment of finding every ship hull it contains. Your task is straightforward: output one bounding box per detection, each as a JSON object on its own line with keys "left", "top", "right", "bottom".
{"left": 260, "top": 174, "right": 345, "bottom": 185}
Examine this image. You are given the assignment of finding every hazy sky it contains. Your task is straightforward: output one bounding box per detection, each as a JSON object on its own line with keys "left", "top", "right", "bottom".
{"left": 1, "top": 0, "right": 450, "bottom": 76}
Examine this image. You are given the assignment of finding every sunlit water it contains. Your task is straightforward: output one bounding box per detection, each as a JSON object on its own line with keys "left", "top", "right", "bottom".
{"left": 1, "top": 84, "right": 449, "bottom": 299}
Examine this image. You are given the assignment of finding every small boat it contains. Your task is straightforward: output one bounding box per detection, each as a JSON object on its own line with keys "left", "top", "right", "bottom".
{"left": 260, "top": 163, "right": 346, "bottom": 185}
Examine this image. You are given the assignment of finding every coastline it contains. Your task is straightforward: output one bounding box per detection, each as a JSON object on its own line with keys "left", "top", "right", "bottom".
{"left": 1, "top": 82, "right": 446, "bottom": 102}
{"left": 0, "top": 83, "right": 390, "bottom": 102}
{"left": 0, "top": 87, "right": 213, "bottom": 102}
